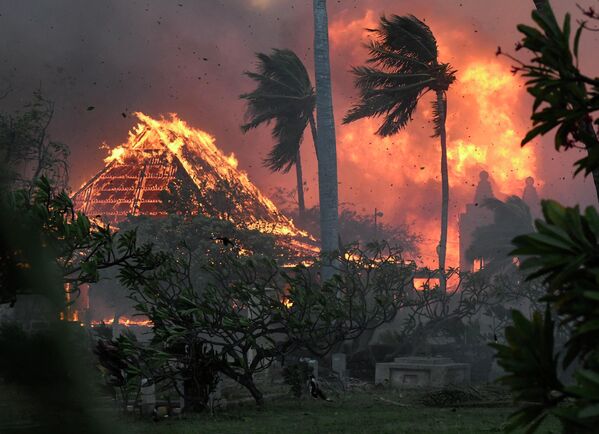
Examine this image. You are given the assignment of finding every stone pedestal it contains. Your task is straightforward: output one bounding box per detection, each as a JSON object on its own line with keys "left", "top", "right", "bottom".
{"left": 332, "top": 353, "right": 346, "bottom": 378}
{"left": 375, "top": 357, "right": 470, "bottom": 388}
{"left": 140, "top": 382, "right": 156, "bottom": 415}
{"left": 300, "top": 357, "right": 319, "bottom": 378}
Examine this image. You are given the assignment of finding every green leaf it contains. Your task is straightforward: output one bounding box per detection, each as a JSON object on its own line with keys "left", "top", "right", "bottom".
{"left": 578, "top": 404, "right": 599, "bottom": 419}
{"left": 573, "top": 24, "right": 583, "bottom": 60}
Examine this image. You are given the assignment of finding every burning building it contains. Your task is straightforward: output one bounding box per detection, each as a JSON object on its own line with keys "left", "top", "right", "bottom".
{"left": 69, "top": 112, "right": 318, "bottom": 327}
{"left": 72, "top": 112, "right": 317, "bottom": 254}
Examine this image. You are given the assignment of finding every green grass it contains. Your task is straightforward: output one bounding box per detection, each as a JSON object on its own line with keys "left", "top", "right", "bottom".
{"left": 116, "top": 390, "right": 561, "bottom": 434}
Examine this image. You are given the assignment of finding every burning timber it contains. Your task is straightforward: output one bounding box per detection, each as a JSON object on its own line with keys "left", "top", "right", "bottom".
{"left": 72, "top": 112, "right": 317, "bottom": 258}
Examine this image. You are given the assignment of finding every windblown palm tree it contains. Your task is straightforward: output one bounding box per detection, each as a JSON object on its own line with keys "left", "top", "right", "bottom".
{"left": 313, "top": 0, "right": 340, "bottom": 279}
{"left": 240, "top": 49, "right": 317, "bottom": 218}
{"left": 343, "top": 14, "right": 456, "bottom": 289}
{"left": 466, "top": 196, "right": 534, "bottom": 276}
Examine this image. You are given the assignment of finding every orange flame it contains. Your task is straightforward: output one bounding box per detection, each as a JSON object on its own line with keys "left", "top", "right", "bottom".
{"left": 330, "top": 12, "right": 540, "bottom": 269}
{"left": 91, "top": 316, "right": 153, "bottom": 327}
{"left": 84, "top": 112, "right": 316, "bottom": 250}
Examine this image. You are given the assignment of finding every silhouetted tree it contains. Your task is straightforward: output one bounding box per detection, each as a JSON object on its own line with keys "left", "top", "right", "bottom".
{"left": 343, "top": 14, "right": 456, "bottom": 290}
{"left": 0, "top": 90, "right": 69, "bottom": 190}
{"left": 241, "top": 49, "right": 317, "bottom": 219}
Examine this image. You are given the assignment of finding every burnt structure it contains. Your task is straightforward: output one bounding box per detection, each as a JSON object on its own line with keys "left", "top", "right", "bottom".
{"left": 458, "top": 172, "right": 541, "bottom": 272}
{"left": 458, "top": 171, "right": 495, "bottom": 272}
{"left": 72, "top": 112, "right": 317, "bottom": 255}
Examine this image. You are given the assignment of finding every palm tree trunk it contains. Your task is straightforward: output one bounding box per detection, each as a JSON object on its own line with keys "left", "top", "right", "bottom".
{"left": 437, "top": 91, "right": 449, "bottom": 292}
{"left": 313, "top": 0, "right": 339, "bottom": 280}
{"left": 308, "top": 112, "right": 319, "bottom": 161}
{"left": 295, "top": 149, "right": 306, "bottom": 219}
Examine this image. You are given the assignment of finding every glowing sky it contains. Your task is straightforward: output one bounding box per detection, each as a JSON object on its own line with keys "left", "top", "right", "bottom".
{"left": 1, "top": 0, "right": 597, "bottom": 266}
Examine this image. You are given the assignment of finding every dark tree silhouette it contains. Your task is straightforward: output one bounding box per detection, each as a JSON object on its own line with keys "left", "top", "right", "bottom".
{"left": 343, "top": 14, "right": 456, "bottom": 289}
{"left": 240, "top": 49, "right": 317, "bottom": 219}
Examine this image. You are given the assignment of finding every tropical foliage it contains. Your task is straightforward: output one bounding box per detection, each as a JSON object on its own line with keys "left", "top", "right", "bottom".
{"left": 0, "top": 91, "right": 69, "bottom": 190}
{"left": 0, "top": 177, "right": 147, "bottom": 308}
{"left": 491, "top": 4, "right": 599, "bottom": 432}
{"left": 493, "top": 200, "right": 599, "bottom": 433}
{"left": 240, "top": 49, "right": 316, "bottom": 216}
{"left": 503, "top": 3, "right": 599, "bottom": 192}
{"left": 115, "top": 242, "right": 415, "bottom": 407}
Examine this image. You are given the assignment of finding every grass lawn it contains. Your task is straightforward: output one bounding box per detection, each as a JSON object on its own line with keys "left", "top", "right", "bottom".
{"left": 117, "top": 390, "right": 561, "bottom": 434}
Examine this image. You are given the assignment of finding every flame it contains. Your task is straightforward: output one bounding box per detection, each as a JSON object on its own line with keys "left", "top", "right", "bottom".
{"left": 413, "top": 278, "right": 440, "bottom": 291}
{"left": 77, "top": 112, "right": 316, "bottom": 258}
{"left": 104, "top": 145, "right": 127, "bottom": 164}
{"left": 226, "top": 153, "right": 238, "bottom": 169}
{"left": 281, "top": 297, "right": 293, "bottom": 309}
{"left": 91, "top": 316, "right": 153, "bottom": 327}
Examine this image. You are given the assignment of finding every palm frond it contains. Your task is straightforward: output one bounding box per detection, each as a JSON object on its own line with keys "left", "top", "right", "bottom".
{"left": 352, "top": 66, "right": 433, "bottom": 89}
{"left": 344, "top": 14, "right": 456, "bottom": 136}
{"left": 263, "top": 115, "right": 307, "bottom": 173}
{"left": 240, "top": 49, "right": 315, "bottom": 172}
{"left": 343, "top": 68, "right": 432, "bottom": 135}
{"left": 374, "top": 15, "right": 438, "bottom": 64}
{"left": 365, "top": 41, "right": 429, "bottom": 71}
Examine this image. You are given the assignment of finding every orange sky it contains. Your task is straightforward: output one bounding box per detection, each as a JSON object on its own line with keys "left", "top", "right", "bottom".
{"left": 2, "top": 0, "right": 598, "bottom": 267}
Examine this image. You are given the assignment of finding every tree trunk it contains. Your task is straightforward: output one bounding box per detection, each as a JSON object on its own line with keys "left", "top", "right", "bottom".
{"left": 239, "top": 375, "right": 264, "bottom": 406}
{"left": 437, "top": 91, "right": 449, "bottom": 292}
{"left": 295, "top": 149, "right": 306, "bottom": 219}
{"left": 308, "top": 112, "right": 319, "bottom": 161}
{"left": 183, "top": 378, "right": 206, "bottom": 412}
{"left": 313, "top": 0, "right": 339, "bottom": 281}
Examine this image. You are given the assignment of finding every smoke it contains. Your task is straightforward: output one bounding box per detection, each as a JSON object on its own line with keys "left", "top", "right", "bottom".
{"left": 1, "top": 0, "right": 596, "bottom": 266}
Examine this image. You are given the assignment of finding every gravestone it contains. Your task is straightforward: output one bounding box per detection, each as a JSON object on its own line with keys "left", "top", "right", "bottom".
{"left": 331, "top": 353, "right": 347, "bottom": 378}
{"left": 140, "top": 381, "right": 156, "bottom": 415}
{"left": 300, "top": 357, "right": 319, "bottom": 378}
{"left": 375, "top": 357, "right": 470, "bottom": 388}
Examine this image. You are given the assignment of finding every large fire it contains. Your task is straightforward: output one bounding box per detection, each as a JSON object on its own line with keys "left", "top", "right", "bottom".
{"left": 99, "top": 112, "right": 305, "bottom": 235}
{"left": 73, "top": 112, "right": 317, "bottom": 259}
{"left": 329, "top": 11, "right": 540, "bottom": 268}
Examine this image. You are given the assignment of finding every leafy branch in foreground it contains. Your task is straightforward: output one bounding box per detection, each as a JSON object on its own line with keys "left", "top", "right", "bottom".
{"left": 500, "top": 4, "right": 599, "bottom": 184}
{"left": 493, "top": 199, "right": 599, "bottom": 433}
{"left": 0, "top": 176, "right": 151, "bottom": 308}
{"left": 118, "top": 241, "right": 415, "bottom": 407}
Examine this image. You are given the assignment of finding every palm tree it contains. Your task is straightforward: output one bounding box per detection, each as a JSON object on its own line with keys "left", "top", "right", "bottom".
{"left": 466, "top": 196, "right": 534, "bottom": 276}
{"left": 240, "top": 49, "right": 318, "bottom": 219}
{"left": 313, "top": 0, "right": 340, "bottom": 279}
{"left": 343, "top": 15, "right": 456, "bottom": 289}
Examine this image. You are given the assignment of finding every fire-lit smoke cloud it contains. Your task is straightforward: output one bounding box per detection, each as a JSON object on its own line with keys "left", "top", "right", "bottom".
{"left": 329, "top": 8, "right": 539, "bottom": 266}
{"left": 1, "top": 0, "right": 597, "bottom": 268}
